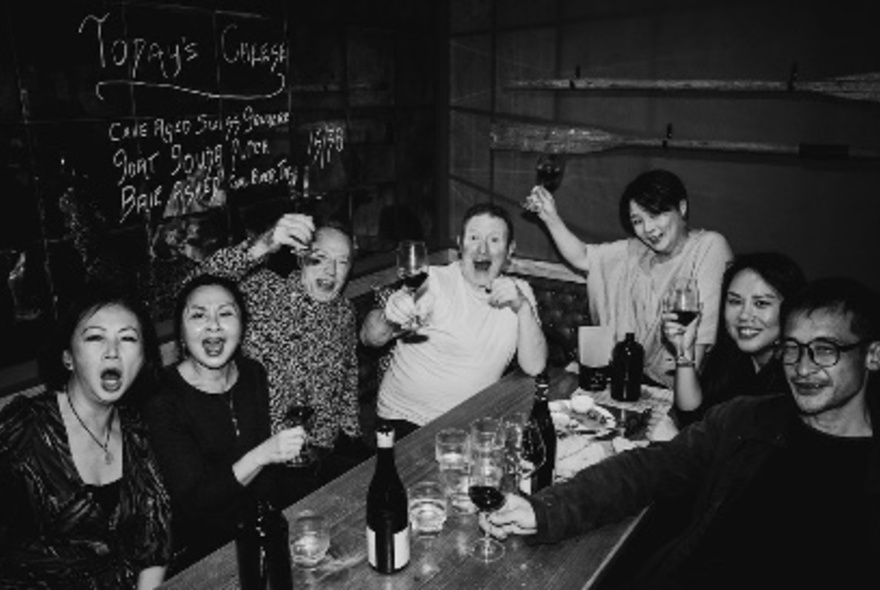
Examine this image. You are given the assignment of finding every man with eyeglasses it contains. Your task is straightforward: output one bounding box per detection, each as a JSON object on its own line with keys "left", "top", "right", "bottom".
{"left": 482, "top": 277, "right": 879, "bottom": 589}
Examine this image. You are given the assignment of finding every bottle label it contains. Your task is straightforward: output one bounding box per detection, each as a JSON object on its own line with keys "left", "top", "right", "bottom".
{"left": 366, "top": 525, "right": 410, "bottom": 572}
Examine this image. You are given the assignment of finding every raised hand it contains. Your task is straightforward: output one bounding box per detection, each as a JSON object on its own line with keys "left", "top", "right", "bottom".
{"left": 487, "top": 276, "right": 526, "bottom": 312}
{"left": 263, "top": 213, "right": 316, "bottom": 254}
{"left": 661, "top": 308, "right": 700, "bottom": 361}
{"left": 522, "top": 185, "right": 561, "bottom": 224}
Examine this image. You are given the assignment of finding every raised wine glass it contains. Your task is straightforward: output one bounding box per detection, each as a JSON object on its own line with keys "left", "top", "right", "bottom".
{"left": 468, "top": 452, "right": 507, "bottom": 562}
{"left": 284, "top": 403, "right": 315, "bottom": 467}
{"left": 664, "top": 277, "right": 701, "bottom": 364}
{"left": 396, "top": 240, "right": 429, "bottom": 330}
{"left": 522, "top": 153, "right": 567, "bottom": 213}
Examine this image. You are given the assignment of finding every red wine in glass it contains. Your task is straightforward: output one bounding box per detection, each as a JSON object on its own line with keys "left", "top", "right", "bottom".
{"left": 402, "top": 271, "right": 428, "bottom": 291}
{"left": 672, "top": 310, "right": 699, "bottom": 326}
{"left": 286, "top": 405, "right": 314, "bottom": 428}
{"left": 468, "top": 485, "right": 505, "bottom": 512}
{"left": 535, "top": 154, "right": 567, "bottom": 193}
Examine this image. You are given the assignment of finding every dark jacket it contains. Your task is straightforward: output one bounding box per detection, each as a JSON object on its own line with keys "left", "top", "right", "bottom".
{"left": 528, "top": 391, "right": 880, "bottom": 585}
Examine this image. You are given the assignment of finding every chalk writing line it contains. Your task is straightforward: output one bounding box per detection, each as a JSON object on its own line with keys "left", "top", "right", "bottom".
{"left": 95, "top": 79, "right": 286, "bottom": 101}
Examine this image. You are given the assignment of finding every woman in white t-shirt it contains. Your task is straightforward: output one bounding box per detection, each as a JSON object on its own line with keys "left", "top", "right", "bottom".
{"left": 524, "top": 169, "right": 732, "bottom": 388}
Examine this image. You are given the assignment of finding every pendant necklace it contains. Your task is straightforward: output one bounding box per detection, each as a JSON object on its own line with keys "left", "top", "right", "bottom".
{"left": 67, "top": 391, "right": 115, "bottom": 465}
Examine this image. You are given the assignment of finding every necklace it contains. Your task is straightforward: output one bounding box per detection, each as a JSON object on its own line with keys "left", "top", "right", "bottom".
{"left": 67, "top": 393, "right": 115, "bottom": 465}
{"left": 224, "top": 391, "right": 240, "bottom": 438}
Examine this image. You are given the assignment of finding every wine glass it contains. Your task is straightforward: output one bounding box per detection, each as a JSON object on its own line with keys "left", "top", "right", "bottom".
{"left": 395, "top": 240, "right": 429, "bottom": 330}
{"left": 535, "top": 153, "right": 567, "bottom": 193}
{"left": 664, "top": 277, "right": 700, "bottom": 364}
{"left": 522, "top": 153, "right": 567, "bottom": 213}
{"left": 284, "top": 404, "right": 315, "bottom": 467}
{"left": 503, "top": 412, "right": 546, "bottom": 493}
{"left": 468, "top": 452, "right": 507, "bottom": 562}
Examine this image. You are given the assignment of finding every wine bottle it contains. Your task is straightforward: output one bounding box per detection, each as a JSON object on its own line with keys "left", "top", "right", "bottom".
{"left": 610, "top": 333, "right": 644, "bottom": 402}
{"left": 235, "top": 500, "right": 293, "bottom": 590}
{"left": 366, "top": 424, "right": 410, "bottom": 573}
{"left": 526, "top": 371, "right": 556, "bottom": 494}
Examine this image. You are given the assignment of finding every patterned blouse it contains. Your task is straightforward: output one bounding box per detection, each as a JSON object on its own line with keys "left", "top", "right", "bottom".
{"left": 199, "top": 240, "right": 361, "bottom": 449}
{"left": 0, "top": 392, "right": 172, "bottom": 589}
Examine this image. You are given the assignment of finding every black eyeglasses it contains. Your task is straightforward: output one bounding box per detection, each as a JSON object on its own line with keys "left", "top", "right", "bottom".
{"left": 778, "top": 338, "right": 866, "bottom": 368}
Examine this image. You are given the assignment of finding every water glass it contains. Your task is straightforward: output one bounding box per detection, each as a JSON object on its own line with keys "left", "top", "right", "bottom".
{"left": 290, "top": 510, "right": 330, "bottom": 568}
{"left": 435, "top": 428, "right": 475, "bottom": 514}
{"left": 408, "top": 480, "right": 448, "bottom": 537}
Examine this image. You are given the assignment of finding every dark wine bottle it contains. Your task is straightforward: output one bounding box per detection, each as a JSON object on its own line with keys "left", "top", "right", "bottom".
{"left": 610, "top": 333, "right": 644, "bottom": 402}
{"left": 366, "top": 424, "right": 410, "bottom": 574}
{"left": 235, "top": 500, "right": 293, "bottom": 590}
{"left": 526, "top": 371, "right": 556, "bottom": 494}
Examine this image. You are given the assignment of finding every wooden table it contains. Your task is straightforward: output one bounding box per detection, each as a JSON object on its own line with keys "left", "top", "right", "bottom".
{"left": 159, "top": 368, "right": 647, "bottom": 590}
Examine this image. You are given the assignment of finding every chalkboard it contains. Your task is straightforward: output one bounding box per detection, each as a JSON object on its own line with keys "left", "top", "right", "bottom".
{"left": 0, "top": 0, "right": 439, "bottom": 372}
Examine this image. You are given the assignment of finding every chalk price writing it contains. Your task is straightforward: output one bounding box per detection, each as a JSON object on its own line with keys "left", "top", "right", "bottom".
{"left": 307, "top": 123, "right": 345, "bottom": 169}
{"left": 79, "top": 12, "right": 288, "bottom": 101}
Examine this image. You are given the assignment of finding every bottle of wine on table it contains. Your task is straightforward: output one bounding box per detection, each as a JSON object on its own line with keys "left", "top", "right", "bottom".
{"left": 366, "top": 424, "right": 410, "bottom": 574}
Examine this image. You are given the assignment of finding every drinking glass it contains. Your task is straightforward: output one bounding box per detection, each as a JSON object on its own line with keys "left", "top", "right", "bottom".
{"left": 408, "top": 480, "right": 448, "bottom": 537}
{"left": 290, "top": 510, "right": 330, "bottom": 568}
{"left": 522, "top": 153, "right": 567, "bottom": 212}
{"left": 468, "top": 453, "right": 507, "bottom": 562}
{"left": 503, "top": 412, "right": 546, "bottom": 493}
{"left": 664, "top": 277, "right": 700, "bottom": 364}
{"left": 469, "top": 417, "right": 505, "bottom": 458}
{"left": 534, "top": 153, "right": 567, "bottom": 193}
{"left": 284, "top": 404, "right": 315, "bottom": 467}
{"left": 435, "top": 428, "right": 475, "bottom": 514}
{"left": 395, "top": 240, "right": 429, "bottom": 330}
{"left": 396, "top": 240, "right": 429, "bottom": 292}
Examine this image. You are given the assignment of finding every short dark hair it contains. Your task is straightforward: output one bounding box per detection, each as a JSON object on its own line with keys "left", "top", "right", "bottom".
{"left": 39, "top": 282, "right": 160, "bottom": 393}
{"left": 173, "top": 273, "right": 249, "bottom": 362}
{"left": 459, "top": 202, "right": 515, "bottom": 245}
{"left": 618, "top": 169, "right": 689, "bottom": 235}
{"left": 782, "top": 277, "right": 880, "bottom": 343}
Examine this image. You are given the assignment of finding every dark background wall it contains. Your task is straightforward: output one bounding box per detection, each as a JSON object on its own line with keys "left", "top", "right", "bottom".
{"left": 448, "top": 0, "right": 879, "bottom": 293}
{"left": 0, "top": 0, "right": 444, "bottom": 377}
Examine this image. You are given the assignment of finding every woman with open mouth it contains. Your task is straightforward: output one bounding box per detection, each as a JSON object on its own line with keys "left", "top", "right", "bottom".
{"left": 524, "top": 168, "right": 733, "bottom": 388}
{"left": 663, "top": 251, "right": 807, "bottom": 428}
{"left": 0, "top": 285, "right": 172, "bottom": 589}
{"left": 143, "top": 273, "right": 308, "bottom": 572}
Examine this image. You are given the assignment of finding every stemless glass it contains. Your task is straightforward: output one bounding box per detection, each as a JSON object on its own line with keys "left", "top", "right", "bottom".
{"left": 664, "top": 277, "right": 701, "bottom": 364}
{"left": 435, "top": 428, "right": 475, "bottom": 514}
{"left": 469, "top": 417, "right": 506, "bottom": 458}
{"left": 468, "top": 453, "right": 507, "bottom": 562}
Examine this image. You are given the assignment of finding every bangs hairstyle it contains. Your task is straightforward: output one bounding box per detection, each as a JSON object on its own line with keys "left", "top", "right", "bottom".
{"left": 619, "top": 169, "right": 689, "bottom": 235}
{"left": 721, "top": 252, "right": 807, "bottom": 306}
{"left": 173, "top": 274, "right": 249, "bottom": 361}
{"left": 459, "top": 202, "right": 515, "bottom": 246}
{"left": 782, "top": 277, "right": 880, "bottom": 343}
{"left": 38, "top": 283, "right": 160, "bottom": 392}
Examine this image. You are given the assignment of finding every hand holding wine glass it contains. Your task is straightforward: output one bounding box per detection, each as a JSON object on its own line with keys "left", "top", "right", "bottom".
{"left": 468, "top": 453, "right": 507, "bottom": 562}
{"left": 284, "top": 404, "right": 315, "bottom": 467}
{"left": 394, "top": 240, "right": 431, "bottom": 330}
{"left": 663, "top": 277, "right": 701, "bottom": 365}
